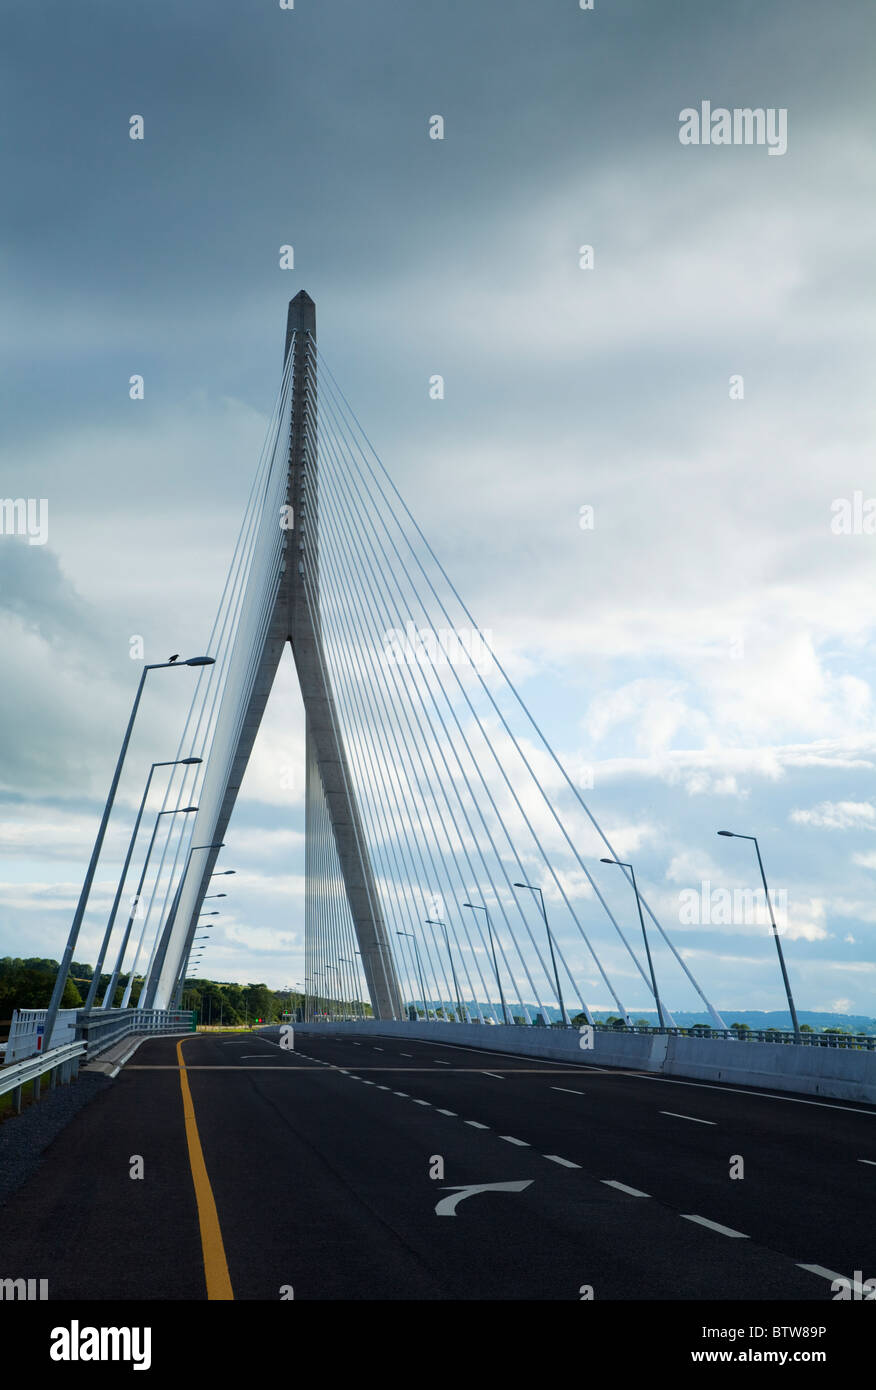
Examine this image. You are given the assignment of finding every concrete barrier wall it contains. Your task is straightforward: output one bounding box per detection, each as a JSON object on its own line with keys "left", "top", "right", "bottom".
{"left": 291, "top": 1021, "right": 876, "bottom": 1104}
{"left": 664, "top": 1034, "right": 876, "bottom": 1105}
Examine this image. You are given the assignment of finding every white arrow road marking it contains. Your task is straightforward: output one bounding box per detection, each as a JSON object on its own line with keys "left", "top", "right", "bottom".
{"left": 435, "top": 1180, "right": 534, "bottom": 1216}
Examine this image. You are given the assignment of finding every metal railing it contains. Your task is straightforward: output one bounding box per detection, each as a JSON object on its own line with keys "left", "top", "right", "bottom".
{"left": 0, "top": 1010, "right": 195, "bottom": 1119}
{"left": 0, "top": 1041, "right": 85, "bottom": 1113}
{"left": 76, "top": 1008, "right": 194, "bottom": 1058}
{"left": 316, "top": 1016, "right": 876, "bottom": 1049}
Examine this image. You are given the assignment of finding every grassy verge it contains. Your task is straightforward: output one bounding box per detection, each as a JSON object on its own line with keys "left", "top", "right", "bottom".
{"left": 0, "top": 1079, "right": 35, "bottom": 1122}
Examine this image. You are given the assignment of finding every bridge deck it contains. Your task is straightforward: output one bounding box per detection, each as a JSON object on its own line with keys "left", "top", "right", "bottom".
{"left": 0, "top": 1031, "right": 872, "bottom": 1300}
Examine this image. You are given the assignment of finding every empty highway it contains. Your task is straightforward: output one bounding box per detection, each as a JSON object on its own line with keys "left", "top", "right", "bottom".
{"left": 1, "top": 1026, "right": 873, "bottom": 1301}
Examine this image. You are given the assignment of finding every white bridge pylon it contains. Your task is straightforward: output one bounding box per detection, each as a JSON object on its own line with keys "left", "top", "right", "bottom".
{"left": 142, "top": 292, "right": 726, "bottom": 1031}
{"left": 146, "top": 293, "right": 403, "bottom": 1017}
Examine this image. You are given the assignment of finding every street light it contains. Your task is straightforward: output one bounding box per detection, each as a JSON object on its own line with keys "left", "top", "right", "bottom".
{"left": 211, "top": 869, "right": 235, "bottom": 877}
{"left": 425, "top": 919, "right": 463, "bottom": 1021}
{"left": 601, "top": 859, "right": 666, "bottom": 1028}
{"left": 717, "top": 831, "right": 800, "bottom": 1042}
{"left": 106, "top": 804, "right": 199, "bottom": 1009}
{"left": 44, "top": 655, "right": 214, "bottom": 1046}
{"left": 396, "top": 931, "right": 428, "bottom": 1019}
{"left": 203, "top": 894, "right": 227, "bottom": 900}
{"left": 513, "top": 883, "right": 568, "bottom": 1026}
{"left": 85, "top": 756, "right": 203, "bottom": 1010}
{"left": 339, "top": 958, "right": 361, "bottom": 1020}
{"left": 142, "top": 841, "right": 224, "bottom": 1008}
{"left": 463, "top": 902, "right": 509, "bottom": 1025}
{"left": 326, "top": 964, "right": 343, "bottom": 1020}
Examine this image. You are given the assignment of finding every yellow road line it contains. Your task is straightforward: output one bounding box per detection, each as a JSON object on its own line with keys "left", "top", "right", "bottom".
{"left": 176, "top": 1037, "right": 234, "bottom": 1300}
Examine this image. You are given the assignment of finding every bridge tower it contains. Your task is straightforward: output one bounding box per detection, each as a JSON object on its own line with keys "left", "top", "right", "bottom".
{"left": 147, "top": 294, "right": 404, "bottom": 1019}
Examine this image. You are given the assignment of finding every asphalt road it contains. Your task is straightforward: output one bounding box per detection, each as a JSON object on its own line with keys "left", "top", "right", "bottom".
{"left": 1, "top": 1026, "right": 873, "bottom": 1300}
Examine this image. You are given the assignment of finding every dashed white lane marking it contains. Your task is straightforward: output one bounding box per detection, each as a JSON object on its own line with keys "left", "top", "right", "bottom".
{"left": 400, "top": 1052, "right": 414, "bottom": 1057}
{"left": 797, "top": 1264, "right": 869, "bottom": 1295}
{"left": 394, "top": 1091, "right": 409, "bottom": 1097}
{"left": 499, "top": 1135, "right": 529, "bottom": 1146}
{"left": 544, "top": 1154, "right": 580, "bottom": 1168}
{"left": 436, "top": 1108, "right": 457, "bottom": 1116}
{"left": 465, "top": 1120, "right": 489, "bottom": 1129}
{"left": 412, "top": 1098, "right": 431, "bottom": 1106}
{"left": 483, "top": 1072, "right": 505, "bottom": 1080}
{"left": 681, "top": 1215, "right": 749, "bottom": 1239}
{"left": 361, "top": 1080, "right": 375, "bottom": 1085}
{"left": 433, "top": 1060, "right": 450, "bottom": 1065}
{"left": 376, "top": 1085, "right": 391, "bottom": 1090}
{"left": 551, "top": 1086, "right": 585, "bottom": 1096}
{"left": 602, "top": 1180, "right": 650, "bottom": 1197}
{"left": 373, "top": 1047, "right": 384, "bottom": 1051}
{"left": 858, "top": 1158, "right": 876, "bottom": 1167}
{"left": 352, "top": 1042, "right": 361, "bottom": 1046}
{"left": 660, "top": 1110, "right": 716, "bottom": 1126}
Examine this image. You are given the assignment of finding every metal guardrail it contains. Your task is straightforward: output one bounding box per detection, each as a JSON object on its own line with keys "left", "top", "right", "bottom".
{"left": 0, "top": 1010, "right": 194, "bottom": 1119}
{"left": 0, "top": 1041, "right": 85, "bottom": 1113}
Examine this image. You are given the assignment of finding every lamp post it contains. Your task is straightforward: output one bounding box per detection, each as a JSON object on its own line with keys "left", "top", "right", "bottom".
{"left": 718, "top": 830, "right": 800, "bottom": 1043}
{"left": 601, "top": 858, "right": 666, "bottom": 1028}
{"left": 311, "top": 971, "right": 325, "bottom": 1020}
{"left": 104, "top": 803, "right": 199, "bottom": 1009}
{"left": 172, "top": 909, "right": 221, "bottom": 1009}
{"left": 339, "top": 958, "right": 360, "bottom": 1020}
{"left": 84, "top": 756, "right": 202, "bottom": 1010}
{"left": 513, "top": 882, "right": 568, "bottom": 1026}
{"left": 463, "top": 902, "right": 509, "bottom": 1025}
{"left": 326, "top": 964, "right": 342, "bottom": 1020}
{"left": 397, "top": 931, "right": 428, "bottom": 1019}
{"left": 43, "top": 655, "right": 214, "bottom": 1047}
{"left": 141, "top": 841, "right": 224, "bottom": 1009}
{"left": 425, "top": 918, "right": 463, "bottom": 1021}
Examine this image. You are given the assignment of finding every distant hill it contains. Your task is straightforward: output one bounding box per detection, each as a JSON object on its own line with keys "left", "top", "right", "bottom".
{"left": 579, "top": 1009, "right": 876, "bottom": 1034}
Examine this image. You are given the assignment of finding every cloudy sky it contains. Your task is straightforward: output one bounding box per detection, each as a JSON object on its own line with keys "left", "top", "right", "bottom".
{"left": 1, "top": 0, "right": 874, "bottom": 1019}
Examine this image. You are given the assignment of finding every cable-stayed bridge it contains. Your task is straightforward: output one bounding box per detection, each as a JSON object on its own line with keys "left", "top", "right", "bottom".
{"left": 3, "top": 296, "right": 874, "bottom": 1310}
{"left": 57, "top": 291, "right": 726, "bottom": 1033}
